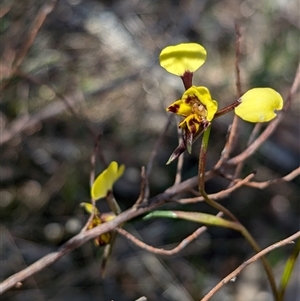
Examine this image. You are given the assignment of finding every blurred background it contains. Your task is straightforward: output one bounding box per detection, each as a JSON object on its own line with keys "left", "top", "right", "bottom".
{"left": 1, "top": 0, "right": 299, "bottom": 300}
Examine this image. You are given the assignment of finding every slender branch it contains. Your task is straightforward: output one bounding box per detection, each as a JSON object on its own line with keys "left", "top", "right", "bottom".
{"left": 244, "top": 166, "right": 300, "bottom": 189}
{"left": 234, "top": 23, "right": 243, "bottom": 98}
{"left": 0, "top": 172, "right": 211, "bottom": 294}
{"left": 0, "top": 1, "right": 13, "bottom": 18}
{"left": 213, "top": 100, "right": 240, "bottom": 119}
{"left": 145, "top": 115, "right": 173, "bottom": 198}
{"left": 116, "top": 213, "right": 223, "bottom": 256}
{"left": 134, "top": 166, "right": 147, "bottom": 206}
{"left": 179, "top": 173, "right": 255, "bottom": 204}
{"left": 81, "top": 135, "right": 101, "bottom": 232}
{"left": 1, "top": 0, "right": 58, "bottom": 90}
{"left": 0, "top": 71, "right": 141, "bottom": 146}
{"left": 200, "top": 231, "right": 300, "bottom": 301}
{"left": 218, "top": 23, "right": 243, "bottom": 163}
{"left": 198, "top": 130, "right": 278, "bottom": 300}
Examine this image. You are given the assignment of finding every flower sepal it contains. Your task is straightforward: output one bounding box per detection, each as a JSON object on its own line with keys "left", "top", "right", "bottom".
{"left": 166, "top": 125, "right": 208, "bottom": 165}
{"left": 234, "top": 88, "right": 283, "bottom": 123}
{"left": 159, "top": 43, "right": 207, "bottom": 77}
{"left": 91, "top": 161, "right": 125, "bottom": 201}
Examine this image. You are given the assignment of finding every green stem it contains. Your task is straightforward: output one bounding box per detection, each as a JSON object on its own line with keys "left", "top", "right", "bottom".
{"left": 198, "top": 125, "right": 279, "bottom": 300}
{"left": 199, "top": 126, "right": 211, "bottom": 191}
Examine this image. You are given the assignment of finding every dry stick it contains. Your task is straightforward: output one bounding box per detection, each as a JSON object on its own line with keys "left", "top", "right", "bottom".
{"left": 81, "top": 135, "right": 102, "bottom": 232}
{"left": 226, "top": 24, "right": 247, "bottom": 182}
{"left": 200, "top": 231, "right": 300, "bottom": 301}
{"left": 1, "top": 0, "right": 58, "bottom": 91}
{"left": 181, "top": 167, "right": 300, "bottom": 204}
{"left": 116, "top": 212, "right": 223, "bottom": 256}
{"left": 222, "top": 24, "right": 243, "bottom": 162}
{"left": 178, "top": 173, "right": 255, "bottom": 204}
{"left": 230, "top": 122, "right": 262, "bottom": 184}
{"left": 213, "top": 25, "right": 243, "bottom": 171}
{"left": 144, "top": 115, "right": 173, "bottom": 199}
{"left": 198, "top": 195, "right": 279, "bottom": 299}
{"left": 0, "top": 71, "right": 141, "bottom": 146}
{"left": 0, "top": 172, "right": 207, "bottom": 294}
{"left": 134, "top": 167, "right": 147, "bottom": 206}
{"left": 198, "top": 130, "right": 278, "bottom": 300}
{"left": 3, "top": 156, "right": 295, "bottom": 293}
{"left": 0, "top": 1, "right": 13, "bottom": 18}
{"left": 198, "top": 127, "right": 239, "bottom": 223}
{"left": 1, "top": 227, "right": 45, "bottom": 300}
{"left": 244, "top": 166, "right": 300, "bottom": 189}
{"left": 17, "top": 73, "right": 98, "bottom": 139}
{"left": 228, "top": 63, "right": 300, "bottom": 166}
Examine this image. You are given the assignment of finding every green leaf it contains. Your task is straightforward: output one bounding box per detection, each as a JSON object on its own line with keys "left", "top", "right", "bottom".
{"left": 142, "top": 210, "right": 240, "bottom": 231}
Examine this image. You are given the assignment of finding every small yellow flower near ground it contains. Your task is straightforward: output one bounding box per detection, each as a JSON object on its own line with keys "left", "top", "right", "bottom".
{"left": 159, "top": 43, "right": 207, "bottom": 76}
{"left": 80, "top": 202, "right": 115, "bottom": 246}
{"left": 235, "top": 88, "right": 284, "bottom": 122}
{"left": 91, "top": 161, "right": 125, "bottom": 200}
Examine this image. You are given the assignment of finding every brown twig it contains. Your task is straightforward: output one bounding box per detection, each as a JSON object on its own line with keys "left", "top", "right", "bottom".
{"left": 214, "top": 24, "right": 243, "bottom": 171}
{"left": 0, "top": 71, "right": 141, "bottom": 146}
{"left": 134, "top": 166, "right": 147, "bottom": 206}
{"left": 0, "top": 172, "right": 209, "bottom": 294}
{"left": 115, "top": 212, "right": 223, "bottom": 255}
{"left": 179, "top": 167, "right": 299, "bottom": 204}
{"left": 1, "top": 0, "right": 58, "bottom": 90}
{"left": 0, "top": 1, "right": 13, "bottom": 18}
{"left": 146, "top": 115, "right": 173, "bottom": 177}
{"left": 221, "top": 24, "right": 243, "bottom": 161}
{"left": 230, "top": 123, "right": 262, "bottom": 184}
{"left": 179, "top": 173, "right": 255, "bottom": 204}
{"left": 243, "top": 166, "right": 300, "bottom": 189}
{"left": 228, "top": 63, "right": 300, "bottom": 165}
{"left": 81, "top": 134, "right": 102, "bottom": 232}
{"left": 200, "top": 231, "right": 300, "bottom": 301}
{"left": 145, "top": 115, "right": 173, "bottom": 199}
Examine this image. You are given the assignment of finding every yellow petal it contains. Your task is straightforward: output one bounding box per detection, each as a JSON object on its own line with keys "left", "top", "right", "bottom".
{"left": 80, "top": 202, "right": 99, "bottom": 214}
{"left": 179, "top": 114, "right": 201, "bottom": 134}
{"left": 166, "top": 99, "right": 193, "bottom": 116}
{"left": 91, "top": 170, "right": 110, "bottom": 200}
{"left": 159, "top": 43, "right": 207, "bottom": 76}
{"left": 105, "top": 161, "right": 118, "bottom": 189}
{"left": 91, "top": 161, "right": 124, "bottom": 200}
{"left": 115, "top": 164, "right": 125, "bottom": 182}
{"left": 190, "top": 86, "right": 218, "bottom": 121}
{"left": 235, "top": 88, "right": 283, "bottom": 122}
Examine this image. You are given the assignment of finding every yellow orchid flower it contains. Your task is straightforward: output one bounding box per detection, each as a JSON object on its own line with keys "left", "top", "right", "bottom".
{"left": 167, "top": 86, "right": 218, "bottom": 135}
{"left": 159, "top": 43, "right": 207, "bottom": 76}
{"left": 235, "top": 88, "right": 283, "bottom": 122}
{"left": 160, "top": 42, "right": 284, "bottom": 164}
{"left": 91, "top": 161, "right": 125, "bottom": 201}
{"left": 80, "top": 202, "right": 115, "bottom": 246}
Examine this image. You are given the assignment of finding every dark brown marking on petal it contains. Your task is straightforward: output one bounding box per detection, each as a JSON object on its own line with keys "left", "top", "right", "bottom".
{"left": 188, "top": 122, "right": 197, "bottom": 134}
{"left": 185, "top": 95, "right": 195, "bottom": 104}
{"left": 167, "top": 104, "right": 180, "bottom": 113}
